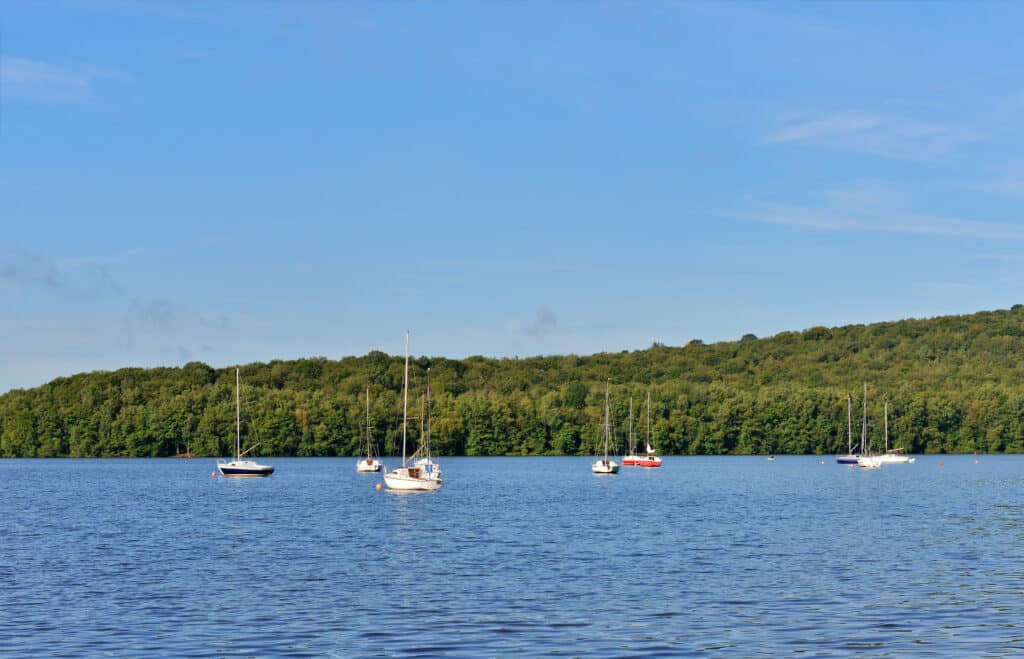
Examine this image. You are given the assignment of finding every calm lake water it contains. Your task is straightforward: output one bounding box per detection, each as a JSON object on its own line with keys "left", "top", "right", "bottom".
{"left": 2, "top": 455, "right": 1023, "bottom": 657}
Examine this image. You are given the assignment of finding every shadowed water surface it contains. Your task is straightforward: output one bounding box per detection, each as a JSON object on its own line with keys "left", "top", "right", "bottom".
{"left": 2, "top": 455, "right": 1023, "bottom": 656}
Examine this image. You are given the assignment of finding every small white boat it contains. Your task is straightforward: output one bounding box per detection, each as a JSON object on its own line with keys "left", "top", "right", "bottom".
{"left": 592, "top": 382, "right": 619, "bottom": 474}
{"left": 876, "top": 449, "right": 915, "bottom": 465}
{"left": 217, "top": 368, "right": 274, "bottom": 477}
{"left": 356, "top": 386, "right": 382, "bottom": 473}
{"left": 852, "top": 384, "right": 881, "bottom": 470}
{"left": 383, "top": 332, "right": 442, "bottom": 492}
{"left": 874, "top": 403, "right": 914, "bottom": 464}
{"left": 355, "top": 458, "right": 380, "bottom": 472}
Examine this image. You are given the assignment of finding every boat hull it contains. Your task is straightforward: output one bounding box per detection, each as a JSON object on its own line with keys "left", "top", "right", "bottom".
{"left": 217, "top": 461, "right": 274, "bottom": 477}
{"left": 592, "top": 460, "right": 619, "bottom": 474}
{"left": 622, "top": 455, "right": 662, "bottom": 467}
{"left": 876, "top": 450, "right": 914, "bottom": 464}
{"left": 876, "top": 455, "right": 914, "bottom": 464}
{"left": 356, "top": 458, "right": 381, "bottom": 472}
{"left": 835, "top": 455, "right": 860, "bottom": 464}
{"left": 383, "top": 466, "right": 442, "bottom": 491}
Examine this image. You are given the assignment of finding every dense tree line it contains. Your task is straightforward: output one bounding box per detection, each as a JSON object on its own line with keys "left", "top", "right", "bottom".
{"left": 3, "top": 306, "right": 1024, "bottom": 458}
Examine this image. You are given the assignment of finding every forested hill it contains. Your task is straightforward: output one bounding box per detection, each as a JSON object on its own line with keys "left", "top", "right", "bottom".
{"left": 3, "top": 306, "right": 1024, "bottom": 458}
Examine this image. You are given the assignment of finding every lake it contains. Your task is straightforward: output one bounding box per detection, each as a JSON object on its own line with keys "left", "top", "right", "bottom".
{"left": 2, "top": 455, "right": 1023, "bottom": 657}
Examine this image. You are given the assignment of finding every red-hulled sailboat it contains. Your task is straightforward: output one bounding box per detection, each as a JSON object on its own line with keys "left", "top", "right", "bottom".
{"left": 622, "top": 392, "right": 662, "bottom": 467}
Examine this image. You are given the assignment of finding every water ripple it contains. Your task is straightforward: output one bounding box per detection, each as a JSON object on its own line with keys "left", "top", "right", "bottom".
{"left": 3, "top": 456, "right": 1024, "bottom": 656}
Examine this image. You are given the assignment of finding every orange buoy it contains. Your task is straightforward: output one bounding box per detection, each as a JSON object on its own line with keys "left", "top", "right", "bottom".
{"left": 375, "top": 483, "right": 382, "bottom": 491}
{"left": 211, "top": 471, "right": 217, "bottom": 477}
{"left": 938, "top": 461, "right": 944, "bottom": 467}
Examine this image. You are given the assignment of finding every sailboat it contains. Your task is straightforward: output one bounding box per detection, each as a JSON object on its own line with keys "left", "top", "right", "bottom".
{"left": 216, "top": 368, "right": 274, "bottom": 477}
{"left": 618, "top": 392, "right": 659, "bottom": 466}
{"left": 638, "top": 392, "right": 663, "bottom": 466}
{"left": 382, "top": 332, "right": 442, "bottom": 491}
{"left": 356, "top": 386, "right": 382, "bottom": 472}
{"left": 592, "top": 382, "right": 620, "bottom": 474}
{"left": 835, "top": 394, "right": 859, "bottom": 464}
{"left": 876, "top": 401, "right": 915, "bottom": 464}
{"left": 857, "top": 384, "right": 882, "bottom": 469}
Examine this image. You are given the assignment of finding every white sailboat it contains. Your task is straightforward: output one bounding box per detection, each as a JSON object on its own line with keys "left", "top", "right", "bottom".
{"left": 217, "top": 368, "right": 274, "bottom": 477}
{"left": 876, "top": 401, "right": 915, "bottom": 464}
{"left": 857, "top": 384, "right": 882, "bottom": 469}
{"left": 356, "top": 385, "right": 382, "bottom": 472}
{"left": 836, "top": 394, "right": 859, "bottom": 464}
{"left": 382, "top": 332, "right": 442, "bottom": 491}
{"left": 592, "top": 381, "right": 619, "bottom": 474}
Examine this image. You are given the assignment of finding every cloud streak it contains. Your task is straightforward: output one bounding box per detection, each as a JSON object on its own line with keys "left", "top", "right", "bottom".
{"left": 765, "top": 110, "right": 984, "bottom": 160}
{"left": 739, "top": 204, "right": 1024, "bottom": 241}
{"left": 0, "top": 56, "right": 128, "bottom": 103}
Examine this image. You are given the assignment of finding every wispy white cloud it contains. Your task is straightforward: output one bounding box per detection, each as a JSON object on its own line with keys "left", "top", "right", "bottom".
{"left": 732, "top": 176, "right": 1024, "bottom": 242}
{"left": 0, "top": 57, "right": 129, "bottom": 103}
{"left": 768, "top": 111, "right": 881, "bottom": 144}
{"left": 974, "top": 253, "right": 1024, "bottom": 262}
{"left": 765, "top": 110, "right": 984, "bottom": 160}
{"left": 737, "top": 203, "right": 1024, "bottom": 241}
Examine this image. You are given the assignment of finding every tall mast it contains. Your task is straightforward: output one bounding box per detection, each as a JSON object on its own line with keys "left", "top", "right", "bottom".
{"left": 426, "top": 367, "right": 431, "bottom": 462}
{"left": 628, "top": 395, "right": 634, "bottom": 455}
{"left": 884, "top": 401, "right": 889, "bottom": 453}
{"left": 365, "top": 385, "right": 371, "bottom": 457}
{"left": 647, "top": 391, "right": 652, "bottom": 447}
{"left": 846, "top": 394, "right": 853, "bottom": 454}
{"left": 235, "top": 367, "right": 241, "bottom": 460}
{"left": 604, "top": 381, "right": 610, "bottom": 461}
{"left": 861, "top": 383, "right": 868, "bottom": 455}
{"left": 402, "top": 331, "right": 409, "bottom": 466}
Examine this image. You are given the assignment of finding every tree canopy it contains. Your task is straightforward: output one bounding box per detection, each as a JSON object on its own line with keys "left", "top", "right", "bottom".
{"left": 3, "top": 305, "right": 1024, "bottom": 457}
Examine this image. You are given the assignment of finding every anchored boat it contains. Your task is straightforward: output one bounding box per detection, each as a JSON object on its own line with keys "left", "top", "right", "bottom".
{"left": 382, "top": 332, "right": 442, "bottom": 491}
{"left": 216, "top": 368, "right": 274, "bottom": 477}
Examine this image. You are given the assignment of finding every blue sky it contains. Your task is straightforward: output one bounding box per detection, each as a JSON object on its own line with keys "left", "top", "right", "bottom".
{"left": 2, "top": 1, "right": 1024, "bottom": 393}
